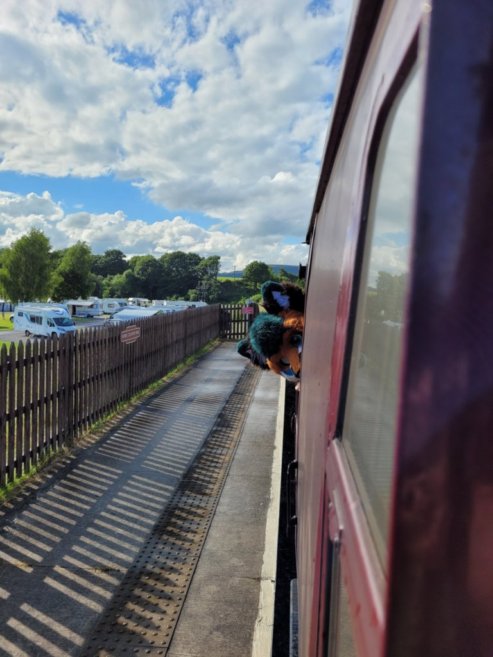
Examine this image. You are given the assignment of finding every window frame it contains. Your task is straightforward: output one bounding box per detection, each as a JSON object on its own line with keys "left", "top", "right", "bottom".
{"left": 324, "top": 37, "right": 422, "bottom": 657}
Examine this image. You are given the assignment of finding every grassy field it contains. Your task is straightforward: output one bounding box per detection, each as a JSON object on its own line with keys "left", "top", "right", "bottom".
{"left": 0, "top": 316, "right": 14, "bottom": 349}
{"left": 0, "top": 316, "right": 12, "bottom": 331}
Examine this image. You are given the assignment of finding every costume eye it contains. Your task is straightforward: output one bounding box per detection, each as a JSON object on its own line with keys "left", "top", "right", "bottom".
{"left": 290, "top": 333, "right": 302, "bottom": 347}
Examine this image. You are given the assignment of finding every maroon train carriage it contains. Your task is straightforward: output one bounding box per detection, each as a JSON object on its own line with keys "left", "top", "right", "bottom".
{"left": 287, "top": 0, "right": 493, "bottom": 656}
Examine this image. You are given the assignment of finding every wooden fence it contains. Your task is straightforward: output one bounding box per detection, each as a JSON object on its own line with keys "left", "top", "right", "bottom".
{"left": 0, "top": 305, "right": 221, "bottom": 488}
{"left": 219, "top": 303, "right": 259, "bottom": 340}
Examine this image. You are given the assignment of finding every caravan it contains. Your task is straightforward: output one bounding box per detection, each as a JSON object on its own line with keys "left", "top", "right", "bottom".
{"left": 13, "top": 304, "right": 76, "bottom": 338}
{"left": 64, "top": 298, "right": 103, "bottom": 317}
{"left": 101, "top": 299, "right": 128, "bottom": 315}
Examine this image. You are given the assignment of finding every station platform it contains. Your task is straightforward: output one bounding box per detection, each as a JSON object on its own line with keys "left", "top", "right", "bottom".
{"left": 0, "top": 342, "right": 284, "bottom": 657}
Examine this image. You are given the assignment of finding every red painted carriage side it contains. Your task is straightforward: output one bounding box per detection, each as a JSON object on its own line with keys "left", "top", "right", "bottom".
{"left": 386, "top": 1, "right": 493, "bottom": 655}
{"left": 296, "top": 1, "right": 425, "bottom": 656}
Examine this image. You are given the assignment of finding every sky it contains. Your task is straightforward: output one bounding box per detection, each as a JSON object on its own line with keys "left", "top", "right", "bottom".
{"left": 0, "top": 0, "right": 352, "bottom": 272}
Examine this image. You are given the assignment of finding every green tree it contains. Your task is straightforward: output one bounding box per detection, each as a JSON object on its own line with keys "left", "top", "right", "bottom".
{"left": 374, "top": 271, "right": 407, "bottom": 322}
{"left": 160, "top": 251, "right": 202, "bottom": 298}
{"left": 92, "top": 249, "right": 128, "bottom": 277}
{"left": 129, "top": 255, "right": 164, "bottom": 299}
{"left": 242, "top": 260, "right": 272, "bottom": 291}
{"left": 51, "top": 241, "right": 94, "bottom": 300}
{"left": 103, "top": 270, "right": 138, "bottom": 298}
{"left": 195, "top": 255, "right": 221, "bottom": 301}
{"left": 216, "top": 279, "right": 252, "bottom": 303}
{"left": 278, "top": 267, "right": 297, "bottom": 283}
{"left": 0, "top": 228, "right": 52, "bottom": 302}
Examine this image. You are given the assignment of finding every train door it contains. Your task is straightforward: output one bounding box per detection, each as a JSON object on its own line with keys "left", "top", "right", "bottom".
{"left": 324, "top": 59, "right": 424, "bottom": 657}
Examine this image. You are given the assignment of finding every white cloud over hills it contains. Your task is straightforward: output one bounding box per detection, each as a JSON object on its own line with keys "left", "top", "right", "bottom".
{"left": 0, "top": 0, "right": 352, "bottom": 271}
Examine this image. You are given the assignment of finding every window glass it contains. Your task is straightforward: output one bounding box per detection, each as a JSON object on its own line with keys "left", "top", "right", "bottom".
{"left": 342, "top": 65, "right": 422, "bottom": 560}
{"left": 327, "top": 551, "right": 358, "bottom": 657}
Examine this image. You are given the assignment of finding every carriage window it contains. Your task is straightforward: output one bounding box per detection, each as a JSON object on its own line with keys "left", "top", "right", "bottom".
{"left": 342, "top": 66, "right": 422, "bottom": 561}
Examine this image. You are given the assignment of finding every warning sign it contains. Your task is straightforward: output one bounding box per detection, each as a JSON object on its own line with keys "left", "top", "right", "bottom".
{"left": 120, "top": 325, "right": 141, "bottom": 344}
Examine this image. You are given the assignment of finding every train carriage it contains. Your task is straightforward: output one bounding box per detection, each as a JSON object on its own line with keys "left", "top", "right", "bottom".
{"left": 290, "top": 0, "right": 493, "bottom": 656}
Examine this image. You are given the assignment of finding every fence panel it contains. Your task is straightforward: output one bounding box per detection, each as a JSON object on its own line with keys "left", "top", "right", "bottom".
{"left": 0, "top": 305, "right": 222, "bottom": 487}
{"left": 7, "top": 344, "right": 15, "bottom": 483}
{"left": 31, "top": 340, "right": 39, "bottom": 467}
{"left": 219, "top": 303, "right": 259, "bottom": 341}
{"left": 38, "top": 339, "right": 46, "bottom": 462}
{"left": 0, "top": 347, "right": 7, "bottom": 487}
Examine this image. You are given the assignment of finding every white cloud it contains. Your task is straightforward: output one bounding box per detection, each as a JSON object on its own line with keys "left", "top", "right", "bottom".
{"left": 0, "top": 190, "right": 308, "bottom": 271}
{"left": 0, "top": 0, "right": 351, "bottom": 267}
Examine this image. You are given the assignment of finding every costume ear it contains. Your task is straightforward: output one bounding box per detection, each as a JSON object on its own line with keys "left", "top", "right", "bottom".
{"left": 281, "top": 282, "right": 305, "bottom": 315}
{"left": 260, "top": 280, "right": 305, "bottom": 317}
{"left": 260, "top": 281, "right": 287, "bottom": 315}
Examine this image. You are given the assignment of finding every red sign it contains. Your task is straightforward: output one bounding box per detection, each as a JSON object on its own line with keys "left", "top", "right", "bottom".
{"left": 242, "top": 306, "right": 254, "bottom": 315}
{"left": 120, "top": 325, "right": 141, "bottom": 344}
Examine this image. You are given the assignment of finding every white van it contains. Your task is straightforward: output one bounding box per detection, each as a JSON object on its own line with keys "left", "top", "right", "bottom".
{"left": 101, "top": 299, "right": 128, "bottom": 315}
{"left": 64, "top": 298, "right": 103, "bottom": 317}
{"left": 127, "top": 297, "right": 150, "bottom": 307}
{"left": 13, "top": 304, "right": 76, "bottom": 338}
{"left": 107, "top": 307, "right": 167, "bottom": 324}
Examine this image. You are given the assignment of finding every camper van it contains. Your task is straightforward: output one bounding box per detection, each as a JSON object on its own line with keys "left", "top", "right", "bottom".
{"left": 127, "top": 298, "right": 150, "bottom": 307}
{"left": 13, "top": 304, "right": 76, "bottom": 338}
{"left": 101, "top": 298, "right": 128, "bottom": 315}
{"left": 107, "top": 307, "right": 167, "bottom": 324}
{"left": 64, "top": 298, "right": 103, "bottom": 317}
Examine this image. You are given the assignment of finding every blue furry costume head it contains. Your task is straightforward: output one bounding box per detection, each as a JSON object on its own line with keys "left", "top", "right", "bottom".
{"left": 248, "top": 313, "right": 303, "bottom": 382}
{"left": 248, "top": 314, "right": 285, "bottom": 357}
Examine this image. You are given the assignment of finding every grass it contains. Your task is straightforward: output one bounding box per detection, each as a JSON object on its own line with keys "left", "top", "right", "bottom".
{"left": 0, "top": 315, "right": 14, "bottom": 350}
{"left": 0, "top": 316, "right": 13, "bottom": 331}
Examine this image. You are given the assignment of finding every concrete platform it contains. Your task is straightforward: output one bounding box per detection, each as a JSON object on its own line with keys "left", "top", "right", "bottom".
{"left": 167, "top": 367, "right": 284, "bottom": 657}
{"left": 0, "top": 342, "right": 284, "bottom": 657}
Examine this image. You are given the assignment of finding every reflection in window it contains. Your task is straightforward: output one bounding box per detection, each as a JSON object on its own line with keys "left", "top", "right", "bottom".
{"left": 327, "top": 550, "right": 358, "bottom": 657}
{"left": 342, "top": 66, "right": 422, "bottom": 561}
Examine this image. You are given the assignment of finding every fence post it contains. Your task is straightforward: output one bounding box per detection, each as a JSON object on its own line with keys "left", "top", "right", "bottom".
{"left": 66, "top": 333, "right": 74, "bottom": 446}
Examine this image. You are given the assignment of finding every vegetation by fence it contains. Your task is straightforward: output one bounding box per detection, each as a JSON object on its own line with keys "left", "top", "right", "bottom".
{"left": 0, "top": 305, "right": 221, "bottom": 488}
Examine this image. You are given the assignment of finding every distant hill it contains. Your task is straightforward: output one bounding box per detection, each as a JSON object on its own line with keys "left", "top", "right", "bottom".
{"left": 220, "top": 264, "right": 299, "bottom": 278}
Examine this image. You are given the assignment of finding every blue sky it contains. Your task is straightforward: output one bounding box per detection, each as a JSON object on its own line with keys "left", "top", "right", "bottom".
{"left": 0, "top": 0, "right": 352, "bottom": 271}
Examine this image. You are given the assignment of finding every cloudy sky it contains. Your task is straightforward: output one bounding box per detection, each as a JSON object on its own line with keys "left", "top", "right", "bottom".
{"left": 0, "top": 0, "right": 352, "bottom": 272}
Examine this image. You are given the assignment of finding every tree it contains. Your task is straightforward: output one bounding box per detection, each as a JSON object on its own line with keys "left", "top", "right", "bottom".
{"left": 51, "top": 241, "right": 94, "bottom": 300}
{"left": 103, "top": 270, "right": 138, "bottom": 298}
{"left": 160, "top": 251, "right": 202, "bottom": 298}
{"left": 195, "top": 255, "right": 221, "bottom": 301}
{"left": 278, "top": 267, "right": 297, "bottom": 282}
{"left": 92, "top": 249, "right": 128, "bottom": 277}
{"left": 129, "top": 255, "right": 165, "bottom": 299}
{"left": 242, "top": 261, "right": 272, "bottom": 291}
{"left": 216, "top": 279, "right": 252, "bottom": 303}
{"left": 374, "top": 271, "right": 407, "bottom": 322}
{"left": 0, "top": 228, "right": 52, "bottom": 302}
